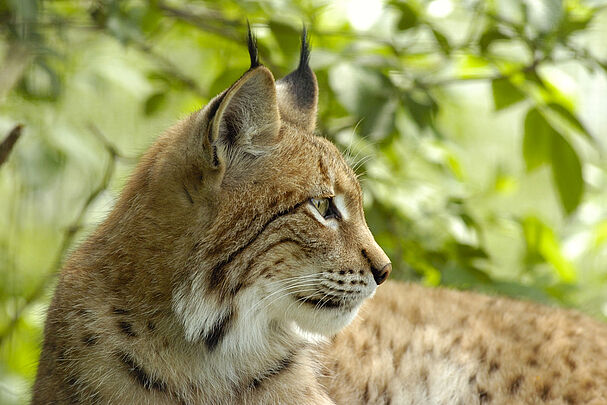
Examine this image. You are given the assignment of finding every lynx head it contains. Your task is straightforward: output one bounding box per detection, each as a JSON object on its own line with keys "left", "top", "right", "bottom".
{"left": 137, "top": 28, "right": 390, "bottom": 348}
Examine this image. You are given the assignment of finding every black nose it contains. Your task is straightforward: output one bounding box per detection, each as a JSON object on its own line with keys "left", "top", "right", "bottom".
{"left": 371, "top": 263, "right": 391, "bottom": 285}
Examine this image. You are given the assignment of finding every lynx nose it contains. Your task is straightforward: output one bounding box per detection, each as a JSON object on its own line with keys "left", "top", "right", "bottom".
{"left": 372, "top": 262, "right": 391, "bottom": 285}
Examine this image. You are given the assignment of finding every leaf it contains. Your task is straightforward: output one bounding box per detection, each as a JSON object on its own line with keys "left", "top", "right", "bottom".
{"left": 144, "top": 92, "right": 166, "bottom": 116}
{"left": 550, "top": 131, "right": 584, "bottom": 214}
{"left": 524, "top": 69, "right": 547, "bottom": 89}
{"left": 522, "top": 108, "right": 552, "bottom": 171}
{"left": 559, "top": 9, "right": 594, "bottom": 38}
{"left": 522, "top": 216, "right": 577, "bottom": 282}
{"left": 392, "top": 1, "right": 418, "bottom": 31}
{"left": 329, "top": 64, "right": 396, "bottom": 141}
{"left": 18, "top": 58, "right": 62, "bottom": 101}
{"left": 441, "top": 264, "right": 492, "bottom": 288}
{"left": 546, "top": 102, "right": 594, "bottom": 142}
{"left": 479, "top": 28, "right": 510, "bottom": 53}
{"left": 403, "top": 93, "right": 438, "bottom": 130}
{"left": 522, "top": 107, "right": 584, "bottom": 213}
{"left": 491, "top": 77, "right": 526, "bottom": 111}
{"left": 431, "top": 28, "right": 450, "bottom": 55}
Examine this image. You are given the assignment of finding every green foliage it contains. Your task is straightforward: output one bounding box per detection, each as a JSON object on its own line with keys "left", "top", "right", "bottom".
{"left": 523, "top": 107, "right": 584, "bottom": 213}
{"left": 1, "top": 0, "right": 607, "bottom": 402}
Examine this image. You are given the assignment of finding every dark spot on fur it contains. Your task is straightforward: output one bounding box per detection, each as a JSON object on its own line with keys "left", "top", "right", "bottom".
{"left": 540, "top": 384, "right": 551, "bottom": 401}
{"left": 147, "top": 321, "right": 156, "bottom": 332}
{"left": 230, "top": 281, "right": 245, "bottom": 296}
{"left": 361, "top": 249, "right": 372, "bottom": 268}
{"left": 564, "top": 392, "right": 577, "bottom": 404}
{"left": 565, "top": 355, "right": 577, "bottom": 371}
{"left": 488, "top": 361, "right": 500, "bottom": 373}
{"left": 363, "top": 384, "right": 370, "bottom": 402}
{"left": 112, "top": 307, "right": 129, "bottom": 315}
{"left": 468, "top": 374, "right": 477, "bottom": 385}
{"left": 479, "top": 389, "right": 491, "bottom": 403}
{"left": 118, "top": 352, "right": 167, "bottom": 392}
{"left": 583, "top": 380, "right": 595, "bottom": 390}
{"left": 249, "top": 352, "right": 294, "bottom": 390}
{"left": 182, "top": 185, "right": 194, "bottom": 204}
{"left": 67, "top": 375, "right": 78, "bottom": 387}
{"left": 212, "top": 146, "right": 219, "bottom": 167}
{"left": 202, "top": 309, "right": 233, "bottom": 351}
{"left": 118, "top": 321, "right": 137, "bottom": 338}
{"left": 527, "top": 356, "right": 538, "bottom": 368}
{"left": 420, "top": 367, "right": 429, "bottom": 387}
{"left": 509, "top": 375, "right": 523, "bottom": 395}
{"left": 457, "top": 315, "right": 469, "bottom": 326}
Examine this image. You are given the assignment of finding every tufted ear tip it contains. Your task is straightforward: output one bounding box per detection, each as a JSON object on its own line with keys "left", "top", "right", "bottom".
{"left": 275, "top": 27, "right": 318, "bottom": 132}
{"left": 247, "top": 21, "right": 260, "bottom": 70}
{"left": 297, "top": 26, "right": 311, "bottom": 73}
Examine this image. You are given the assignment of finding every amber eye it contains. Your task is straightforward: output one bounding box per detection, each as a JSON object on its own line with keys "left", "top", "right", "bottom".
{"left": 311, "top": 198, "right": 330, "bottom": 217}
{"left": 310, "top": 197, "right": 341, "bottom": 220}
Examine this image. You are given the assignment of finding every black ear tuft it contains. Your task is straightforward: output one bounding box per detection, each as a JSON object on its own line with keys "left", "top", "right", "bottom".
{"left": 275, "top": 26, "right": 318, "bottom": 132}
{"left": 298, "top": 26, "right": 311, "bottom": 72}
{"left": 247, "top": 21, "right": 260, "bottom": 69}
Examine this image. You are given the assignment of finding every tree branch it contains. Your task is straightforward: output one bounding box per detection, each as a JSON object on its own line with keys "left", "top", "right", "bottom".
{"left": 0, "top": 124, "right": 23, "bottom": 168}
{"left": 0, "top": 125, "right": 126, "bottom": 345}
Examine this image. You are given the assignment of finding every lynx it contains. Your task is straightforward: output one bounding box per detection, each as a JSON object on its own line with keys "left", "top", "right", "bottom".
{"left": 33, "top": 29, "right": 607, "bottom": 404}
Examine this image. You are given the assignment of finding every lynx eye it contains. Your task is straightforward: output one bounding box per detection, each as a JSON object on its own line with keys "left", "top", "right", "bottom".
{"left": 310, "top": 197, "right": 341, "bottom": 220}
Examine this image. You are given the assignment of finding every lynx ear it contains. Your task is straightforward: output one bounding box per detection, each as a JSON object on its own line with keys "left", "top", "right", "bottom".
{"left": 203, "top": 66, "right": 280, "bottom": 173}
{"left": 276, "top": 28, "right": 318, "bottom": 133}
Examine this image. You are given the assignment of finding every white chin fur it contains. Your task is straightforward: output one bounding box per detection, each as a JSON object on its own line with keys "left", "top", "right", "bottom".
{"left": 292, "top": 302, "right": 362, "bottom": 337}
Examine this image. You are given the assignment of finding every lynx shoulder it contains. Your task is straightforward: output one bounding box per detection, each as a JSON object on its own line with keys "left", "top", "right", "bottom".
{"left": 33, "top": 29, "right": 607, "bottom": 405}
{"left": 323, "top": 282, "right": 607, "bottom": 404}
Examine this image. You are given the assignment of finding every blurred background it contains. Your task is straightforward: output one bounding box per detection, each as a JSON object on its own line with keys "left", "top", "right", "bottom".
{"left": 1, "top": 0, "right": 606, "bottom": 402}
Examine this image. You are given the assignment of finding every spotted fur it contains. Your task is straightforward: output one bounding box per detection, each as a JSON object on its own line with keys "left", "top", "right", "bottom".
{"left": 33, "top": 28, "right": 607, "bottom": 405}
{"left": 321, "top": 282, "right": 607, "bottom": 404}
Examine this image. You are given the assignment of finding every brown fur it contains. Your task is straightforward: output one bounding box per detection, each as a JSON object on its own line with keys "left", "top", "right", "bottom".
{"left": 322, "top": 282, "right": 607, "bottom": 404}
{"left": 33, "top": 32, "right": 607, "bottom": 404}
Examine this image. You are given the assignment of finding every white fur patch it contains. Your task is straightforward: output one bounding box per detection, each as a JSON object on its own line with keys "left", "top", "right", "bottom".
{"left": 307, "top": 204, "right": 338, "bottom": 230}
{"left": 219, "top": 286, "right": 273, "bottom": 357}
{"left": 333, "top": 194, "right": 349, "bottom": 221}
{"left": 291, "top": 322, "right": 328, "bottom": 345}
{"left": 172, "top": 279, "right": 228, "bottom": 342}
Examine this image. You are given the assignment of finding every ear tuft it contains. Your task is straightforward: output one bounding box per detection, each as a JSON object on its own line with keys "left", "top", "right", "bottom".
{"left": 247, "top": 21, "right": 260, "bottom": 69}
{"left": 276, "top": 27, "right": 318, "bottom": 133}
{"left": 297, "top": 26, "right": 311, "bottom": 73}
